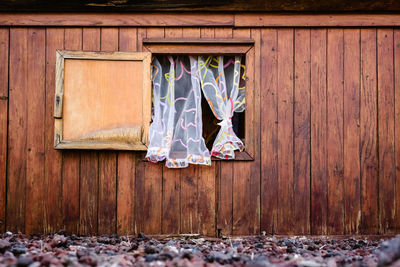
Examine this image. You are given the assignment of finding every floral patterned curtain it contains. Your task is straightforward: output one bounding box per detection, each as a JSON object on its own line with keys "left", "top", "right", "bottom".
{"left": 198, "top": 56, "right": 245, "bottom": 159}
{"left": 146, "top": 55, "right": 245, "bottom": 168}
{"left": 146, "top": 56, "right": 211, "bottom": 168}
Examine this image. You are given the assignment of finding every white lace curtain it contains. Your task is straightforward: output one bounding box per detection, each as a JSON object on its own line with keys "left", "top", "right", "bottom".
{"left": 146, "top": 55, "right": 245, "bottom": 168}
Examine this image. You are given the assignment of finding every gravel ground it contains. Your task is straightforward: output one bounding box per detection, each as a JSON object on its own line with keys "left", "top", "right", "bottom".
{"left": 0, "top": 232, "right": 397, "bottom": 266}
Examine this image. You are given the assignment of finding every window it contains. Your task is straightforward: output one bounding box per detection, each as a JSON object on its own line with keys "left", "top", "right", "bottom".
{"left": 143, "top": 38, "right": 256, "bottom": 167}
{"left": 54, "top": 51, "right": 151, "bottom": 150}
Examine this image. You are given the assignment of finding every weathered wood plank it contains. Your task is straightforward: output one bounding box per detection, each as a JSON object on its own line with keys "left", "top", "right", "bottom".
{"left": 0, "top": 28, "right": 8, "bottom": 233}
{"left": 200, "top": 28, "right": 214, "bottom": 38}
{"left": 117, "top": 27, "right": 138, "bottom": 235}
{"left": 116, "top": 153, "right": 135, "bottom": 235}
{"left": 98, "top": 27, "right": 118, "bottom": 235}
{"left": 25, "top": 28, "right": 46, "bottom": 235}
{"left": 198, "top": 164, "right": 216, "bottom": 236}
{"left": 0, "top": 13, "right": 234, "bottom": 27}
{"left": 343, "top": 29, "right": 361, "bottom": 234}
{"left": 395, "top": 30, "right": 400, "bottom": 233}
{"left": 260, "top": 28, "right": 278, "bottom": 234}
{"left": 181, "top": 166, "right": 198, "bottom": 234}
{"left": 0, "top": 28, "right": 8, "bottom": 98}
{"left": 98, "top": 153, "right": 117, "bottom": 234}
{"left": 377, "top": 29, "right": 396, "bottom": 234}
{"left": 44, "top": 28, "right": 64, "bottom": 234}
{"left": 293, "top": 28, "right": 311, "bottom": 235}
{"left": 276, "top": 28, "right": 294, "bottom": 234}
{"left": 0, "top": 100, "right": 7, "bottom": 232}
{"left": 79, "top": 27, "right": 99, "bottom": 236}
{"left": 360, "top": 29, "right": 378, "bottom": 234}
{"left": 326, "top": 29, "right": 344, "bottom": 234}
{"left": 235, "top": 14, "right": 400, "bottom": 27}
{"left": 182, "top": 27, "right": 200, "bottom": 38}
{"left": 7, "top": 28, "right": 28, "bottom": 233}
{"left": 62, "top": 28, "right": 82, "bottom": 234}
{"left": 135, "top": 160, "right": 162, "bottom": 234}
{"left": 162, "top": 167, "right": 181, "bottom": 234}
{"left": 310, "top": 29, "right": 328, "bottom": 235}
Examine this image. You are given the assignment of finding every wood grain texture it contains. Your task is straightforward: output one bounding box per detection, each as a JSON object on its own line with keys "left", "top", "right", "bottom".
{"left": 79, "top": 27, "right": 99, "bottom": 236}
{"left": 377, "top": 29, "right": 395, "bottom": 234}
{"left": 135, "top": 160, "right": 162, "bottom": 234}
{"left": 343, "top": 29, "right": 361, "bottom": 234}
{"left": 0, "top": 28, "right": 8, "bottom": 232}
{"left": 276, "top": 28, "right": 294, "bottom": 234}
{"left": 0, "top": 29, "right": 8, "bottom": 98}
{"left": 197, "top": 164, "right": 216, "bottom": 236}
{"left": 360, "top": 29, "right": 378, "bottom": 234}
{"left": 326, "top": 29, "right": 344, "bottom": 235}
{"left": 0, "top": 13, "right": 234, "bottom": 27}
{"left": 62, "top": 28, "right": 82, "bottom": 234}
{"left": 180, "top": 166, "right": 199, "bottom": 234}
{"left": 44, "top": 28, "right": 64, "bottom": 233}
{"left": 0, "top": 100, "right": 7, "bottom": 232}
{"left": 293, "top": 29, "right": 311, "bottom": 234}
{"left": 260, "top": 28, "right": 278, "bottom": 234}
{"left": 310, "top": 29, "right": 328, "bottom": 235}
{"left": 25, "top": 28, "right": 46, "bottom": 235}
{"left": 117, "top": 27, "right": 138, "bottom": 236}
{"left": 235, "top": 14, "right": 400, "bottom": 27}
{"left": 98, "top": 27, "right": 118, "bottom": 235}
{"left": 7, "top": 28, "right": 28, "bottom": 233}
{"left": 162, "top": 167, "right": 181, "bottom": 234}
{"left": 395, "top": 30, "right": 400, "bottom": 233}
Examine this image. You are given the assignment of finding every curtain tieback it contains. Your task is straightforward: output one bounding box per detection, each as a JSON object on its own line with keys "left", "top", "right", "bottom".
{"left": 217, "top": 117, "right": 232, "bottom": 128}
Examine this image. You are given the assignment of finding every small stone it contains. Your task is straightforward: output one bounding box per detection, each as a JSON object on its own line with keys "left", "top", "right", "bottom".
{"left": 16, "top": 256, "right": 33, "bottom": 267}
{"left": 0, "top": 239, "right": 11, "bottom": 252}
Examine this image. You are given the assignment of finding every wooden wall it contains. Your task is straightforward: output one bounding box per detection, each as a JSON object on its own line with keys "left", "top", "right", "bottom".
{"left": 0, "top": 24, "right": 399, "bottom": 236}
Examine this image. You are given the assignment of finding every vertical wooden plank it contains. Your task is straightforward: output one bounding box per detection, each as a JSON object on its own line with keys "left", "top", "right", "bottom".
{"left": 181, "top": 166, "right": 199, "bottom": 234}
{"left": 395, "top": 30, "right": 400, "bottom": 233}
{"left": 260, "top": 28, "right": 278, "bottom": 234}
{"left": 164, "top": 27, "right": 183, "bottom": 38}
{"left": 44, "top": 28, "right": 64, "bottom": 234}
{"left": 135, "top": 160, "right": 162, "bottom": 234}
{"left": 7, "top": 28, "right": 27, "bottom": 233}
{"left": 377, "top": 28, "right": 395, "bottom": 234}
{"left": 79, "top": 27, "right": 99, "bottom": 236}
{"left": 62, "top": 28, "right": 82, "bottom": 234}
{"left": 310, "top": 29, "right": 328, "bottom": 235}
{"left": 197, "top": 164, "right": 216, "bottom": 236}
{"left": 0, "top": 100, "right": 7, "bottom": 232}
{"left": 0, "top": 28, "right": 8, "bottom": 232}
{"left": 97, "top": 27, "right": 118, "bottom": 235}
{"left": 215, "top": 27, "right": 232, "bottom": 39}
{"left": 276, "top": 28, "right": 294, "bottom": 234}
{"left": 360, "top": 29, "right": 378, "bottom": 234}
{"left": 343, "top": 29, "right": 361, "bottom": 234}
{"left": 327, "top": 29, "right": 344, "bottom": 234}
{"left": 294, "top": 29, "right": 311, "bottom": 234}
{"left": 183, "top": 27, "right": 200, "bottom": 38}
{"left": 200, "top": 28, "right": 214, "bottom": 38}
{"left": 25, "top": 28, "right": 46, "bottom": 235}
{"left": 0, "top": 28, "right": 8, "bottom": 98}
{"left": 162, "top": 168, "right": 181, "bottom": 234}
{"left": 117, "top": 27, "right": 137, "bottom": 235}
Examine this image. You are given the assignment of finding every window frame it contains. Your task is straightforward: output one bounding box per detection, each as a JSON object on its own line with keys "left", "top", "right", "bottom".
{"left": 53, "top": 50, "right": 152, "bottom": 150}
{"left": 143, "top": 38, "right": 256, "bottom": 161}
